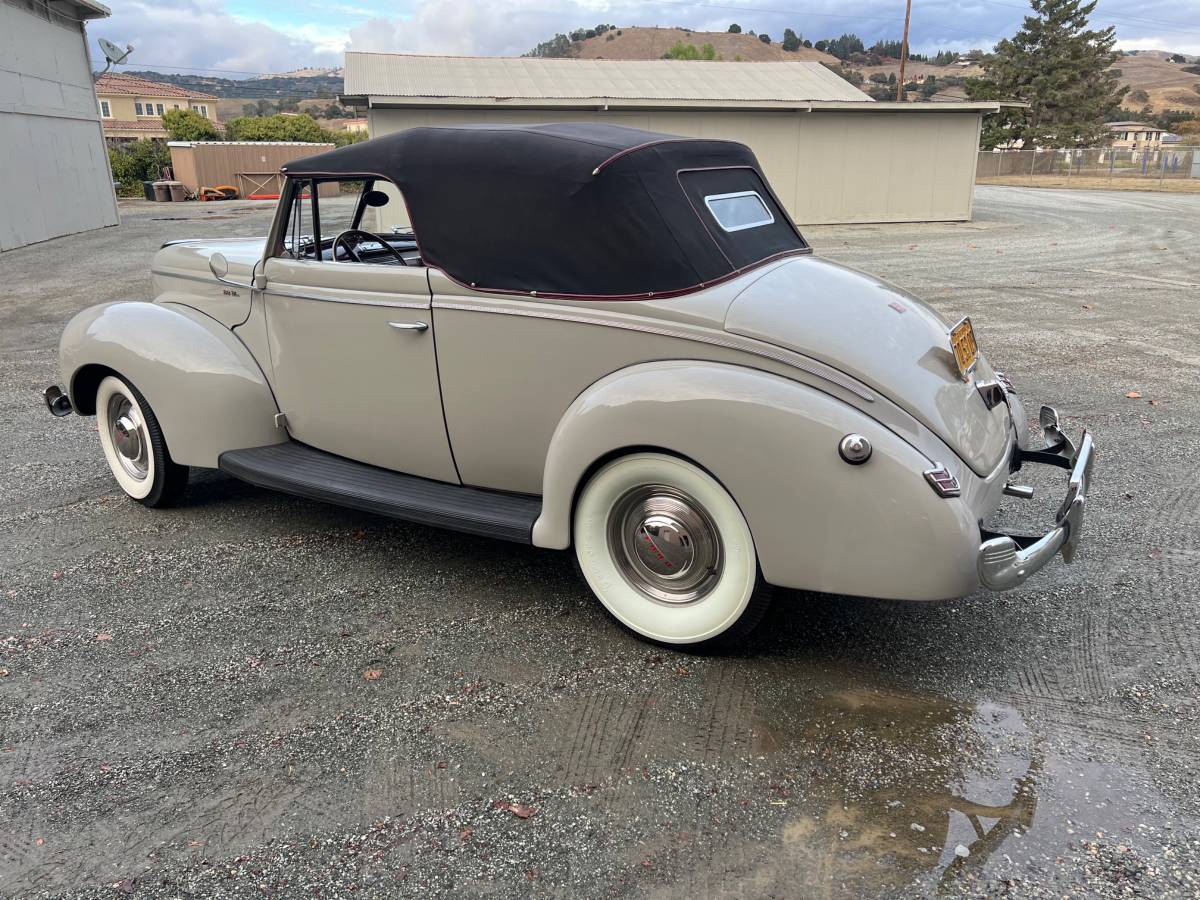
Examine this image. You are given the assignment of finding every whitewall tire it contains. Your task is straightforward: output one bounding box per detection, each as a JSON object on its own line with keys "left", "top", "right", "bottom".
{"left": 95, "top": 375, "right": 188, "bottom": 507}
{"left": 574, "top": 453, "right": 771, "bottom": 647}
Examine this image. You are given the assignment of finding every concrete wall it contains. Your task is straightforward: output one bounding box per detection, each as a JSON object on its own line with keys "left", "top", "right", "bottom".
{"left": 0, "top": 0, "right": 119, "bottom": 251}
{"left": 366, "top": 106, "right": 983, "bottom": 226}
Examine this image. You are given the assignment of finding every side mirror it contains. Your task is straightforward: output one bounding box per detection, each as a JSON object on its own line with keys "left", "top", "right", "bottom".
{"left": 208, "top": 252, "right": 229, "bottom": 279}
{"left": 208, "top": 252, "right": 255, "bottom": 290}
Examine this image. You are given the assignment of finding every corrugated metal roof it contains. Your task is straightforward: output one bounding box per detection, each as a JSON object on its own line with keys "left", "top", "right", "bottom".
{"left": 344, "top": 52, "right": 871, "bottom": 105}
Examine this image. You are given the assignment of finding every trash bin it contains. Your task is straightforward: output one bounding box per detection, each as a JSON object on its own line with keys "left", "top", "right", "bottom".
{"left": 152, "top": 182, "right": 171, "bottom": 202}
{"left": 142, "top": 181, "right": 155, "bottom": 201}
{"left": 166, "top": 181, "right": 187, "bottom": 202}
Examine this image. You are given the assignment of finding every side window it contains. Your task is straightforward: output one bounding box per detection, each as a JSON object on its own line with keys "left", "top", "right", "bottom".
{"left": 277, "top": 178, "right": 418, "bottom": 265}
{"left": 134, "top": 101, "right": 143, "bottom": 115}
{"left": 100, "top": 100, "right": 111, "bottom": 117}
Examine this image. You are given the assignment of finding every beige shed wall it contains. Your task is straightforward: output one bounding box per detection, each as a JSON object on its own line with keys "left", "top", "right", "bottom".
{"left": 365, "top": 106, "right": 982, "bottom": 226}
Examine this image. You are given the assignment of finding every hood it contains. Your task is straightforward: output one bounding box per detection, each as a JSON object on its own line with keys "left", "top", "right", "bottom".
{"left": 152, "top": 237, "right": 268, "bottom": 328}
{"left": 154, "top": 237, "right": 267, "bottom": 283}
{"left": 725, "top": 256, "right": 1011, "bottom": 476}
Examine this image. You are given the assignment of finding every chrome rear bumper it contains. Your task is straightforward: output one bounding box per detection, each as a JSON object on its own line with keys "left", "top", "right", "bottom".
{"left": 978, "top": 407, "right": 1095, "bottom": 592}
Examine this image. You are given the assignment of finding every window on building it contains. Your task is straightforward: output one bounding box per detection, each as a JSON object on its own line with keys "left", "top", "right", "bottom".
{"left": 192, "top": 104, "right": 208, "bottom": 118}
{"left": 100, "top": 100, "right": 111, "bottom": 117}
{"left": 135, "top": 101, "right": 143, "bottom": 115}
{"left": 156, "top": 103, "right": 164, "bottom": 116}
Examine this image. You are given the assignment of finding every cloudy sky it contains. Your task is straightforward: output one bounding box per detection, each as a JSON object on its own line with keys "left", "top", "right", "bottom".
{"left": 90, "top": 0, "right": 1200, "bottom": 78}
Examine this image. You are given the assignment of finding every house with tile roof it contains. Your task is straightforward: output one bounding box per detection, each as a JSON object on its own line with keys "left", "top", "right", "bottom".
{"left": 96, "top": 73, "right": 219, "bottom": 141}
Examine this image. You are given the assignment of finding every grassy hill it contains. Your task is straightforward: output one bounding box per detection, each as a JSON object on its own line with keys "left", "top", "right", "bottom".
{"left": 572, "top": 27, "right": 839, "bottom": 64}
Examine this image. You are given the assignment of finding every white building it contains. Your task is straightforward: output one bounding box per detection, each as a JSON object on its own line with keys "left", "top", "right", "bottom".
{"left": 341, "top": 53, "right": 1002, "bottom": 225}
{"left": 0, "top": 0, "right": 118, "bottom": 251}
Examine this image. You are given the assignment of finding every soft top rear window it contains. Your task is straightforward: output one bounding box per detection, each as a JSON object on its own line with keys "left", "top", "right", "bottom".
{"left": 679, "top": 168, "right": 806, "bottom": 270}
{"left": 705, "top": 191, "right": 775, "bottom": 232}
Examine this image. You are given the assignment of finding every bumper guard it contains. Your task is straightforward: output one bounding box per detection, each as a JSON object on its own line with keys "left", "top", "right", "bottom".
{"left": 978, "top": 406, "right": 1095, "bottom": 591}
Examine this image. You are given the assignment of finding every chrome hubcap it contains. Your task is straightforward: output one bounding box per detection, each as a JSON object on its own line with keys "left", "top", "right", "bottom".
{"left": 608, "top": 485, "right": 723, "bottom": 604}
{"left": 107, "top": 394, "right": 149, "bottom": 480}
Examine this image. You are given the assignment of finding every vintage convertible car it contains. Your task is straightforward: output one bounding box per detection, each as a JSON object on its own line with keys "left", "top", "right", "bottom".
{"left": 45, "top": 123, "right": 1093, "bottom": 647}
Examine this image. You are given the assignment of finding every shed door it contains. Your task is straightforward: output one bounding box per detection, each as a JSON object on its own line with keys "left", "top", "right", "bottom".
{"left": 262, "top": 257, "right": 458, "bottom": 483}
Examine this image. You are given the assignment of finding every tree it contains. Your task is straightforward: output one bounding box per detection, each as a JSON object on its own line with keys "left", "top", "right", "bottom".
{"left": 224, "top": 113, "right": 327, "bottom": 143}
{"left": 108, "top": 140, "right": 171, "bottom": 197}
{"left": 869, "top": 72, "right": 889, "bottom": 84}
{"left": 664, "top": 41, "right": 718, "bottom": 60}
{"left": 782, "top": 28, "right": 801, "bottom": 52}
{"left": 822, "top": 33, "right": 864, "bottom": 60}
{"left": 161, "top": 108, "right": 219, "bottom": 141}
{"left": 965, "top": 0, "right": 1127, "bottom": 148}
{"left": 727, "top": 23, "right": 741, "bottom": 33}
{"left": 920, "top": 75, "right": 940, "bottom": 98}
{"left": 526, "top": 33, "right": 572, "bottom": 57}
{"left": 821, "top": 62, "right": 863, "bottom": 86}
{"left": 1168, "top": 53, "right": 1186, "bottom": 63}
{"left": 759, "top": 33, "right": 771, "bottom": 44}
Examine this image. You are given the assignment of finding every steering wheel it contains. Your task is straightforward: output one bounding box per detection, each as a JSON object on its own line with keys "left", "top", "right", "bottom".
{"left": 331, "top": 229, "right": 408, "bottom": 265}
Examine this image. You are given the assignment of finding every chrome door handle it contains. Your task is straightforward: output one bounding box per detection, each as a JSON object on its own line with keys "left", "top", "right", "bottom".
{"left": 388, "top": 320, "right": 428, "bottom": 332}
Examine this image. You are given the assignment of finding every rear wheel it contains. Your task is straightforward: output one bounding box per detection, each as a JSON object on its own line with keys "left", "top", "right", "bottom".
{"left": 573, "top": 453, "right": 771, "bottom": 648}
{"left": 95, "top": 375, "right": 188, "bottom": 507}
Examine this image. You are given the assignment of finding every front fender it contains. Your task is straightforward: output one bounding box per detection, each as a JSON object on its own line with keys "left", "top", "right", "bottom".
{"left": 60, "top": 301, "right": 284, "bottom": 468}
{"left": 533, "top": 360, "right": 982, "bottom": 601}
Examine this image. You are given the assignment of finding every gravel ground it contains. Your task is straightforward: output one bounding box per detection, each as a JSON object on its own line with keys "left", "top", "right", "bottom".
{"left": 1, "top": 187, "right": 1198, "bottom": 899}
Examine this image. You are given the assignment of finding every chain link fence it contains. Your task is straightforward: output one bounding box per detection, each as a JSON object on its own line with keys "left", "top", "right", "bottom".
{"left": 976, "top": 147, "right": 1200, "bottom": 192}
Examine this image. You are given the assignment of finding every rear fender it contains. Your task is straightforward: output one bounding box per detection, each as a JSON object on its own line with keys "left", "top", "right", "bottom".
{"left": 533, "top": 360, "right": 982, "bottom": 601}
{"left": 61, "top": 301, "right": 284, "bottom": 468}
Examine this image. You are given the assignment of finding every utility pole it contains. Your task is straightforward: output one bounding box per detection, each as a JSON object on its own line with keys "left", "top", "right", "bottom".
{"left": 897, "top": 0, "right": 912, "bottom": 101}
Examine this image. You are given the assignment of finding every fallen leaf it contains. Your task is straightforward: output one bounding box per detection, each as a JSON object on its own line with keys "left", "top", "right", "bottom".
{"left": 1125, "top": 391, "right": 1142, "bottom": 399}
{"left": 51, "top": 571, "right": 63, "bottom": 581}
{"left": 675, "top": 665, "right": 689, "bottom": 677}
{"left": 362, "top": 668, "right": 383, "bottom": 681}
{"left": 115, "top": 879, "right": 135, "bottom": 895}
{"left": 95, "top": 632, "right": 113, "bottom": 642}
{"left": 460, "top": 827, "right": 473, "bottom": 842}
{"left": 350, "top": 529, "right": 366, "bottom": 541}
{"left": 1149, "top": 548, "right": 1162, "bottom": 560}
{"left": 35, "top": 838, "right": 44, "bottom": 846}
{"left": 1147, "top": 399, "right": 1159, "bottom": 406}
{"left": 0, "top": 669, "right": 8, "bottom": 678}
{"left": 492, "top": 800, "right": 536, "bottom": 819}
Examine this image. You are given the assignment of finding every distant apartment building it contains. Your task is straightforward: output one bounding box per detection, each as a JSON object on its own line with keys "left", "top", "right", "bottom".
{"left": 1107, "top": 121, "right": 1167, "bottom": 151}
{"left": 95, "top": 73, "right": 218, "bottom": 141}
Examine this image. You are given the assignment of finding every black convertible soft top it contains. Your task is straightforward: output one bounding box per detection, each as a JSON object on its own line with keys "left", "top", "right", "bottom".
{"left": 283, "top": 123, "right": 808, "bottom": 299}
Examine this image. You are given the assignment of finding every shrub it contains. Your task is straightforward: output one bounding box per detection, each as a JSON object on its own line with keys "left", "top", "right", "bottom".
{"left": 161, "top": 108, "right": 219, "bottom": 141}
{"left": 108, "top": 140, "right": 170, "bottom": 197}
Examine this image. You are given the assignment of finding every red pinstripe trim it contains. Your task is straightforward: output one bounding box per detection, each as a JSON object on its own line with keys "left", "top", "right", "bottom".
{"left": 590, "top": 138, "right": 748, "bottom": 176}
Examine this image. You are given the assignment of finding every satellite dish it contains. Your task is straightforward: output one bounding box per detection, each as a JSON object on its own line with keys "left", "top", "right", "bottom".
{"left": 98, "top": 38, "right": 133, "bottom": 66}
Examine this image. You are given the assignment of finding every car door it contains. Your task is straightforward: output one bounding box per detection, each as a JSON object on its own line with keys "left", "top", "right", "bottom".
{"left": 261, "top": 219, "right": 458, "bottom": 483}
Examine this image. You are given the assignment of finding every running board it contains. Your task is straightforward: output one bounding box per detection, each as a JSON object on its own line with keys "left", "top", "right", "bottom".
{"left": 218, "top": 442, "right": 541, "bottom": 544}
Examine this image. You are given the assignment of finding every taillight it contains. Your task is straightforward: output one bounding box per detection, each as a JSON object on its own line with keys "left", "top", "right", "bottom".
{"left": 923, "top": 464, "right": 962, "bottom": 498}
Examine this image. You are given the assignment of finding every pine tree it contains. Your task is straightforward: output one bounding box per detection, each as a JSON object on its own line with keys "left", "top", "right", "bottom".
{"left": 966, "top": 0, "right": 1126, "bottom": 148}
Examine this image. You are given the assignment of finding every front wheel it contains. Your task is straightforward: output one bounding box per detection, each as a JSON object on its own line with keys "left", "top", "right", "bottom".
{"left": 95, "top": 375, "right": 188, "bottom": 507}
{"left": 573, "top": 453, "right": 772, "bottom": 648}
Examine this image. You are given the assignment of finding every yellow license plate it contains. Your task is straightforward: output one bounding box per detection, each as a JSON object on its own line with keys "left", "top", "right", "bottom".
{"left": 950, "top": 317, "right": 978, "bottom": 380}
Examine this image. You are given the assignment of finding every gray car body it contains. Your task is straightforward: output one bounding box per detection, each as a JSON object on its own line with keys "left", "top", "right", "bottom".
{"left": 59, "top": 205, "right": 1033, "bottom": 602}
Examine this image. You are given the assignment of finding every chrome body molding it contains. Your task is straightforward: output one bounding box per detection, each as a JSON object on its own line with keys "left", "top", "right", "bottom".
{"left": 433, "top": 301, "right": 875, "bottom": 402}
{"left": 266, "top": 288, "right": 428, "bottom": 310}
